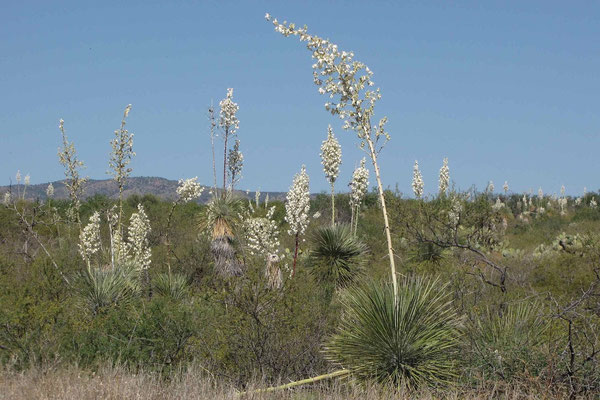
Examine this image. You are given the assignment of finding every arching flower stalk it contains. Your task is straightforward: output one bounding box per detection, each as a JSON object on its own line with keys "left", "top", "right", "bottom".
{"left": 349, "top": 158, "right": 369, "bottom": 235}
{"left": 227, "top": 139, "right": 244, "bottom": 191}
{"left": 108, "top": 104, "right": 135, "bottom": 231}
{"left": 320, "top": 125, "right": 342, "bottom": 225}
{"left": 285, "top": 165, "right": 310, "bottom": 277}
{"left": 58, "top": 119, "right": 88, "bottom": 226}
{"left": 219, "top": 88, "right": 239, "bottom": 191}
{"left": 438, "top": 158, "right": 449, "bottom": 196}
{"left": 412, "top": 160, "right": 424, "bottom": 199}
{"left": 266, "top": 14, "right": 399, "bottom": 295}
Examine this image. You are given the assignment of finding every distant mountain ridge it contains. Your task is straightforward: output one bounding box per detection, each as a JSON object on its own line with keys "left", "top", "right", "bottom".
{"left": 0, "top": 177, "right": 288, "bottom": 204}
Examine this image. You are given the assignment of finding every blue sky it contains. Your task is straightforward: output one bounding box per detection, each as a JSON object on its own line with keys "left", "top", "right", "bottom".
{"left": 1, "top": 1, "right": 598, "bottom": 195}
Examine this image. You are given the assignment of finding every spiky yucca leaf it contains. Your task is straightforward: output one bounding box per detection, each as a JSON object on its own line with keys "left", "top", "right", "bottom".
{"left": 153, "top": 272, "right": 190, "bottom": 301}
{"left": 309, "top": 224, "right": 368, "bottom": 288}
{"left": 324, "top": 277, "right": 461, "bottom": 388}
{"left": 77, "top": 262, "right": 140, "bottom": 315}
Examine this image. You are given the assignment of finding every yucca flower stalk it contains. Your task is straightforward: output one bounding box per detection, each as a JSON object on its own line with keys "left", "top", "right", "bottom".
{"left": 108, "top": 104, "right": 135, "bottom": 232}
{"left": 128, "top": 204, "right": 152, "bottom": 272}
{"left": 285, "top": 165, "right": 310, "bottom": 276}
{"left": 22, "top": 174, "right": 30, "bottom": 200}
{"left": 349, "top": 158, "right": 369, "bottom": 235}
{"left": 438, "top": 158, "right": 449, "bottom": 196}
{"left": 266, "top": 14, "right": 399, "bottom": 294}
{"left": 487, "top": 180, "right": 495, "bottom": 194}
{"left": 320, "top": 125, "right": 342, "bottom": 225}
{"left": 219, "top": 88, "right": 239, "bottom": 191}
{"left": 79, "top": 211, "right": 102, "bottom": 270}
{"left": 58, "top": 119, "right": 87, "bottom": 226}
{"left": 15, "top": 170, "right": 21, "bottom": 199}
{"left": 227, "top": 139, "right": 243, "bottom": 191}
{"left": 503, "top": 181, "right": 509, "bottom": 195}
{"left": 412, "top": 160, "right": 424, "bottom": 199}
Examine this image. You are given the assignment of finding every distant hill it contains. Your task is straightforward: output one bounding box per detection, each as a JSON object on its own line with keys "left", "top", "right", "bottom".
{"left": 0, "top": 177, "right": 288, "bottom": 204}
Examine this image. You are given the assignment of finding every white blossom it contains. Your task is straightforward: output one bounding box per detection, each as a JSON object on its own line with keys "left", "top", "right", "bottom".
{"left": 244, "top": 206, "right": 280, "bottom": 257}
{"left": 228, "top": 139, "right": 244, "bottom": 190}
{"left": 128, "top": 204, "right": 152, "bottom": 270}
{"left": 177, "top": 177, "right": 204, "bottom": 203}
{"left": 560, "top": 185, "right": 565, "bottom": 196}
{"left": 492, "top": 198, "right": 505, "bottom": 211}
{"left": 448, "top": 196, "right": 462, "bottom": 226}
{"left": 320, "top": 125, "right": 342, "bottom": 184}
{"left": 438, "top": 158, "right": 449, "bottom": 195}
{"left": 108, "top": 104, "right": 135, "bottom": 195}
{"left": 591, "top": 197, "right": 597, "bottom": 209}
{"left": 313, "top": 211, "right": 322, "bottom": 219}
{"left": 219, "top": 88, "right": 239, "bottom": 134}
{"left": 15, "top": 170, "right": 21, "bottom": 184}
{"left": 3, "top": 192, "right": 11, "bottom": 206}
{"left": 285, "top": 165, "right": 310, "bottom": 236}
{"left": 349, "top": 158, "right": 369, "bottom": 209}
{"left": 538, "top": 187, "right": 544, "bottom": 201}
{"left": 79, "top": 212, "right": 102, "bottom": 263}
{"left": 46, "top": 183, "right": 54, "bottom": 198}
{"left": 24, "top": 174, "right": 30, "bottom": 186}
{"left": 503, "top": 181, "right": 509, "bottom": 194}
{"left": 412, "top": 160, "right": 424, "bottom": 199}
{"left": 575, "top": 197, "right": 582, "bottom": 206}
{"left": 487, "top": 181, "right": 495, "bottom": 193}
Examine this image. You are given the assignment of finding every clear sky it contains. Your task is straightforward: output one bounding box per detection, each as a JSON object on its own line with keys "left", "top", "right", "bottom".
{"left": 1, "top": 1, "right": 598, "bottom": 196}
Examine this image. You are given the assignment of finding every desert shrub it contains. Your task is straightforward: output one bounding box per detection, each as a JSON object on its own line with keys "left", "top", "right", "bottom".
{"left": 196, "top": 263, "right": 337, "bottom": 385}
{"left": 324, "top": 277, "right": 461, "bottom": 389}
{"left": 464, "top": 301, "right": 548, "bottom": 383}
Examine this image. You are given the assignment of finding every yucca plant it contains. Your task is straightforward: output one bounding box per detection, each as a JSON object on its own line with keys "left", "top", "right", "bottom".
{"left": 153, "top": 272, "right": 190, "bottom": 301}
{"left": 200, "top": 191, "right": 243, "bottom": 277}
{"left": 467, "top": 302, "right": 548, "bottom": 381}
{"left": 324, "top": 277, "right": 461, "bottom": 389}
{"left": 308, "top": 224, "right": 368, "bottom": 289}
{"left": 77, "top": 261, "right": 140, "bottom": 315}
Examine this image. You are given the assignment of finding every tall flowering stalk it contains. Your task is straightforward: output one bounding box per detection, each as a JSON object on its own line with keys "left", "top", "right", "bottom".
{"left": 128, "top": 204, "right": 152, "bottom": 271}
{"left": 349, "top": 158, "right": 369, "bottom": 235}
{"left": 227, "top": 139, "right": 244, "bottom": 191}
{"left": 412, "top": 160, "right": 424, "bottom": 199}
{"left": 267, "top": 15, "right": 399, "bottom": 295}
{"left": 79, "top": 211, "right": 102, "bottom": 270}
{"left": 438, "top": 158, "right": 449, "bottom": 196}
{"left": 219, "top": 88, "right": 239, "bottom": 191}
{"left": 320, "top": 125, "right": 342, "bottom": 225}
{"left": 108, "top": 104, "right": 135, "bottom": 230}
{"left": 285, "top": 165, "right": 310, "bottom": 277}
{"left": 58, "top": 119, "right": 88, "bottom": 226}
{"left": 503, "top": 181, "right": 509, "bottom": 195}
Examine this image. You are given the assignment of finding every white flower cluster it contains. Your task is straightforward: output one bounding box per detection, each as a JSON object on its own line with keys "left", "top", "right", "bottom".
{"left": 503, "top": 181, "right": 509, "bottom": 194}
{"left": 492, "top": 198, "right": 505, "bottom": 211}
{"left": 108, "top": 206, "right": 128, "bottom": 263}
{"left": 128, "top": 204, "right": 152, "bottom": 270}
{"left": 448, "top": 196, "right": 463, "bottom": 227}
{"left": 16, "top": 170, "right": 21, "bottom": 184}
{"left": 558, "top": 197, "right": 567, "bottom": 215}
{"left": 266, "top": 14, "right": 386, "bottom": 141}
{"left": 3, "top": 192, "right": 10, "bottom": 206}
{"left": 412, "top": 160, "right": 424, "bottom": 199}
{"left": 320, "top": 125, "right": 342, "bottom": 184}
{"left": 177, "top": 177, "right": 204, "bottom": 202}
{"left": 591, "top": 197, "right": 597, "bottom": 209}
{"left": 244, "top": 206, "right": 280, "bottom": 257}
{"left": 79, "top": 211, "right": 101, "bottom": 264}
{"left": 24, "top": 174, "right": 30, "bottom": 186}
{"left": 108, "top": 105, "right": 135, "bottom": 187}
{"left": 538, "top": 187, "right": 544, "bottom": 201}
{"left": 285, "top": 165, "right": 310, "bottom": 236}
{"left": 228, "top": 139, "right": 244, "bottom": 187}
{"left": 438, "top": 158, "right": 449, "bottom": 195}
{"left": 349, "top": 158, "right": 369, "bottom": 209}
{"left": 219, "top": 88, "right": 239, "bottom": 134}
{"left": 487, "top": 181, "right": 495, "bottom": 193}
{"left": 46, "top": 183, "right": 54, "bottom": 198}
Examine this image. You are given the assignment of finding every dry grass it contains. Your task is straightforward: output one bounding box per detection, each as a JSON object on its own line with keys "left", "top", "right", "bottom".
{"left": 0, "top": 364, "right": 577, "bottom": 400}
